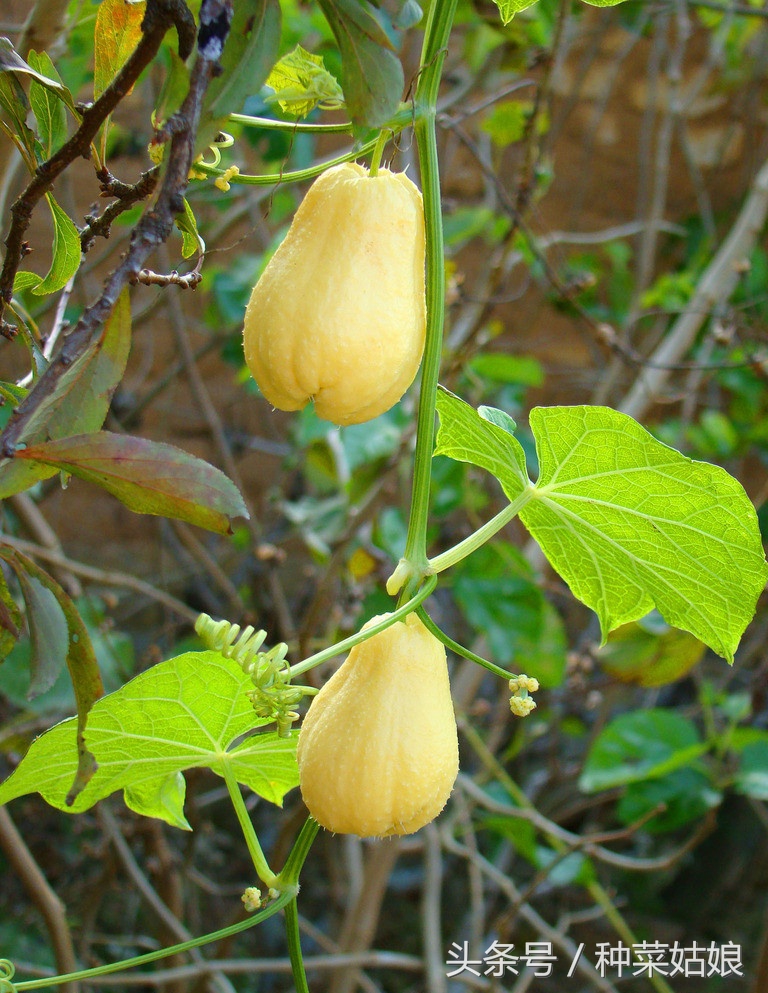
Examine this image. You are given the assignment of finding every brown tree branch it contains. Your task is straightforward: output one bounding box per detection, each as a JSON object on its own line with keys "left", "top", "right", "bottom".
{"left": 0, "top": 1, "right": 223, "bottom": 459}
{"left": 80, "top": 166, "right": 161, "bottom": 253}
{"left": 0, "top": 0, "right": 196, "bottom": 334}
{"left": 0, "top": 806, "right": 79, "bottom": 993}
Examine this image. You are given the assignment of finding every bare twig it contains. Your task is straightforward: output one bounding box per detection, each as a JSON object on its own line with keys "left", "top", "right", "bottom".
{"left": 0, "top": 805, "right": 79, "bottom": 993}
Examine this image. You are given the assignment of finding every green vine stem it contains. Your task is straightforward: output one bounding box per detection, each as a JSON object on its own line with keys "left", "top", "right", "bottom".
{"left": 12, "top": 892, "right": 295, "bottom": 991}
{"left": 461, "top": 722, "right": 678, "bottom": 993}
{"left": 289, "top": 575, "right": 437, "bottom": 678}
{"left": 368, "top": 128, "right": 389, "bottom": 177}
{"left": 427, "top": 486, "right": 535, "bottom": 575}
{"left": 223, "top": 763, "right": 279, "bottom": 890}
{"left": 415, "top": 607, "right": 516, "bottom": 682}
{"left": 284, "top": 898, "right": 310, "bottom": 993}
{"left": 395, "top": 0, "right": 459, "bottom": 598}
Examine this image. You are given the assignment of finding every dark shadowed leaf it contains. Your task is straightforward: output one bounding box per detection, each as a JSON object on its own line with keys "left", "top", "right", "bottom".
{"left": 15, "top": 432, "right": 249, "bottom": 535}
{"left": 0, "top": 70, "right": 39, "bottom": 164}
{"left": 317, "top": 0, "right": 404, "bottom": 128}
{"left": 0, "top": 549, "right": 104, "bottom": 803}
{"left": 0, "top": 569, "right": 21, "bottom": 663}
{"left": 200, "top": 0, "right": 281, "bottom": 148}
{"left": 0, "top": 290, "right": 132, "bottom": 498}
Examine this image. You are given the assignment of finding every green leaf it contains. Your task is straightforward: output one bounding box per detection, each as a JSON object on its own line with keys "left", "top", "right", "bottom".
{"left": 735, "top": 741, "right": 768, "bottom": 801}
{"left": 0, "top": 290, "right": 132, "bottom": 498}
{"left": 470, "top": 352, "right": 544, "bottom": 388}
{"left": 317, "top": 0, "right": 404, "bottom": 129}
{"left": 580, "top": 709, "right": 706, "bottom": 792}
{"left": 435, "top": 388, "right": 529, "bottom": 500}
{"left": 617, "top": 767, "right": 721, "bottom": 834}
{"left": 15, "top": 432, "right": 249, "bottom": 535}
{"left": 93, "top": 0, "right": 146, "bottom": 99}
{"left": 452, "top": 541, "right": 566, "bottom": 688}
{"left": 520, "top": 406, "right": 768, "bottom": 661}
{"left": 203, "top": 0, "right": 281, "bottom": 127}
{"left": 480, "top": 100, "right": 532, "bottom": 148}
{"left": 265, "top": 44, "right": 344, "bottom": 118}
{"left": 0, "top": 549, "right": 104, "bottom": 804}
{"left": 13, "top": 566, "right": 69, "bottom": 698}
{"left": 34, "top": 193, "right": 81, "bottom": 295}
{"left": 12, "top": 270, "right": 42, "bottom": 294}
{"left": 0, "top": 651, "right": 299, "bottom": 828}
{"left": 492, "top": 0, "right": 540, "bottom": 24}
{"left": 0, "top": 71, "right": 39, "bottom": 166}
{"left": 175, "top": 198, "right": 205, "bottom": 259}
{"left": 27, "top": 51, "right": 68, "bottom": 157}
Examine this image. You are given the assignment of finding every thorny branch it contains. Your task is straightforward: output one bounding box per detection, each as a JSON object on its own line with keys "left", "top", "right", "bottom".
{"left": 0, "top": 0, "right": 227, "bottom": 460}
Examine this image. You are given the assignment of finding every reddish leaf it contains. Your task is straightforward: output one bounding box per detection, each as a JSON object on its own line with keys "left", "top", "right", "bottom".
{"left": 0, "top": 548, "right": 103, "bottom": 803}
{"left": 16, "top": 432, "right": 249, "bottom": 535}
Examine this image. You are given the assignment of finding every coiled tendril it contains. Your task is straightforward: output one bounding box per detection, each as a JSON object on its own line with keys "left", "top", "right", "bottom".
{"left": 0, "top": 960, "right": 16, "bottom": 993}
{"left": 195, "top": 614, "right": 315, "bottom": 736}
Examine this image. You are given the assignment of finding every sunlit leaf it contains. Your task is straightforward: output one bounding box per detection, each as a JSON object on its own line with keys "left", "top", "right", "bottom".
{"left": 520, "top": 406, "right": 768, "bottom": 661}
{"left": 15, "top": 432, "right": 249, "bottom": 535}
{"left": 27, "top": 51, "right": 68, "bottom": 157}
{"left": 33, "top": 193, "right": 81, "bottom": 295}
{"left": 93, "top": 0, "right": 146, "bottom": 99}
{"left": 0, "top": 652, "right": 299, "bottom": 828}
{"left": 435, "top": 392, "right": 768, "bottom": 662}
{"left": 265, "top": 45, "right": 343, "bottom": 118}
{"left": 435, "top": 388, "right": 528, "bottom": 499}
{"left": 492, "top": 0, "right": 540, "bottom": 24}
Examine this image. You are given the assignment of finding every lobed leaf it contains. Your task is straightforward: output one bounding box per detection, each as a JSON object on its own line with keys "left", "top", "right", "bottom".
{"left": 434, "top": 394, "right": 768, "bottom": 662}
{"left": 15, "top": 431, "right": 249, "bottom": 535}
{"left": 521, "top": 406, "right": 768, "bottom": 661}
{"left": 0, "top": 652, "right": 300, "bottom": 828}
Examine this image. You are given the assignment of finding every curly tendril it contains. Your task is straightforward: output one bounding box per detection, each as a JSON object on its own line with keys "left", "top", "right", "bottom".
{"left": 0, "top": 960, "right": 16, "bottom": 993}
{"left": 195, "top": 614, "right": 316, "bottom": 737}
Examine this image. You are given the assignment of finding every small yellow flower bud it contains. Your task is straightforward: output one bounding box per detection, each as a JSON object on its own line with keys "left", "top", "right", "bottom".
{"left": 241, "top": 887, "right": 262, "bottom": 912}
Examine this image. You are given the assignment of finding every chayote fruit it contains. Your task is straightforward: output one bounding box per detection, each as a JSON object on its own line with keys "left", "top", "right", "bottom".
{"left": 243, "top": 162, "right": 426, "bottom": 426}
{"left": 297, "top": 612, "right": 458, "bottom": 837}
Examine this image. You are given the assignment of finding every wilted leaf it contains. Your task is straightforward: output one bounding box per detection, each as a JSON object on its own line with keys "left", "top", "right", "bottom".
{"left": 93, "top": 0, "right": 146, "bottom": 99}
{"left": 0, "top": 37, "right": 71, "bottom": 95}
{"left": 317, "top": 0, "right": 404, "bottom": 129}
{"left": 0, "top": 651, "right": 299, "bottom": 828}
{"left": 0, "top": 290, "right": 132, "bottom": 498}
{"left": 15, "top": 432, "right": 249, "bottom": 535}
